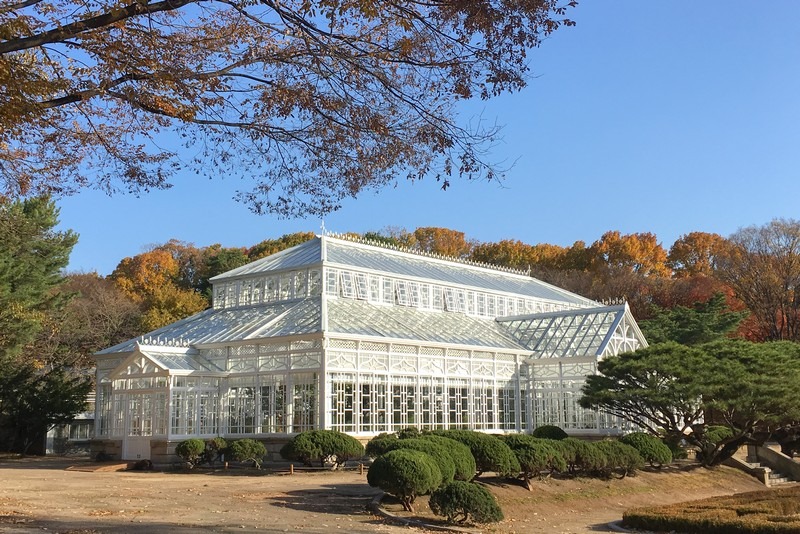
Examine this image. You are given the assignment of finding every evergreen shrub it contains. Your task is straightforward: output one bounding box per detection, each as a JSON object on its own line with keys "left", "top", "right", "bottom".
{"left": 229, "top": 439, "right": 267, "bottom": 468}
{"left": 203, "top": 437, "right": 228, "bottom": 466}
{"left": 419, "top": 434, "right": 477, "bottom": 481}
{"left": 280, "top": 430, "right": 365, "bottom": 468}
{"left": 619, "top": 432, "right": 673, "bottom": 467}
{"left": 383, "top": 438, "right": 456, "bottom": 484}
{"left": 531, "top": 425, "right": 569, "bottom": 440}
{"left": 365, "top": 433, "right": 398, "bottom": 458}
{"left": 367, "top": 449, "right": 442, "bottom": 512}
{"left": 502, "top": 435, "right": 566, "bottom": 489}
{"left": 175, "top": 438, "right": 206, "bottom": 467}
{"left": 593, "top": 440, "right": 644, "bottom": 478}
{"left": 430, "top": 481, "right": 504, "bottom": 524}
{"left": 432, "top": 430, "right": 520, "bottom": 478}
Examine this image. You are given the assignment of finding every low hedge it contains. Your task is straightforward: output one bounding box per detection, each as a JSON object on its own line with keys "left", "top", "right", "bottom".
{"left": 623, "top": 486, "right": 800, "bottom": 534}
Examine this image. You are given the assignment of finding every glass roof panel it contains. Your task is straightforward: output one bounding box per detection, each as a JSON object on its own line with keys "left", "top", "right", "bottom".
{"left": 210, "top": 238, "right": 321, "bottom": 280}
{"left": 326, "top": 299, "right": 526, "bottom": 350}
{"left": 497, "top": 305, "right": 636, "bottom": 359}
{"left": 98, "top": 298, "right": 323, "bottom": 354}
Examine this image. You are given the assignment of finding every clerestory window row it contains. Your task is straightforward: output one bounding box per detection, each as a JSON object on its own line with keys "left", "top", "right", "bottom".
{"left": 212, "top": 269, "right": 322, "bottom": 309}
{"left": 324, "top": 268, "right": 577, "bottom": 319}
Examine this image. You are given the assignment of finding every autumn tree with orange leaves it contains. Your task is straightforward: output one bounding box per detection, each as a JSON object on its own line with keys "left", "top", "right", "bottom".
{"left": 110, "top": 247, "right": 207, "bottom": 331}
{"left": 668, "top": 231, "right": 729, "bottom": 278}
{"left": 0, "top": 0, "right": 575, "bottom": 216}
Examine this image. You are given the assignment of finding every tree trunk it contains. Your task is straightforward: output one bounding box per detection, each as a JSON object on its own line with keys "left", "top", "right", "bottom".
{"left": 402, "top": 497, "right": 413, "bottom": 512}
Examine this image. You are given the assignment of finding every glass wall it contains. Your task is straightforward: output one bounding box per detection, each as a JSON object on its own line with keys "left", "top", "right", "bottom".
{"left": 326, "top": 338, "right": 523, "bottom": 434}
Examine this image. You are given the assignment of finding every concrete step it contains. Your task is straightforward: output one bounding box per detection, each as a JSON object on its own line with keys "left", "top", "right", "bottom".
{"left": 746, "top": 462, "right": 795, "bottom": 485}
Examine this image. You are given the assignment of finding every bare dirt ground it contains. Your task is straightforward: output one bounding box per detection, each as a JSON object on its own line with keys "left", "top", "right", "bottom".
{"left": 0, "top": 456, "right": 767, "bottom": 534}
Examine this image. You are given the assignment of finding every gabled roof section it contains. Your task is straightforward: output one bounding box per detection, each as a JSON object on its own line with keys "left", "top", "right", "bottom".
{"left": 496, "top": 304, "right": 647, "bottom": 359}
{"left": 97, "top": 298, "right": 323, "bottom": 354}
{"left": 107, "top": 345, "right": 224, "bottom": 380}
{"left": 324, "top": 236, "right": 598, "bottom": 306}
{"left": 327, "top": 298, "right": 528, "bottom": 351}
{"left": 210, "top": 238, "right": 322, "bottom": 281}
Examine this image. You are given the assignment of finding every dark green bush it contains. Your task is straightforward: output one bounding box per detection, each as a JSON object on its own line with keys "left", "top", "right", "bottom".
{"left": 531, "top": 425, "right": 568, "bottom": 440}
{"left": 558, "top": 437, "right": 607, "bottom": 474}
{"left": 202, "top": 437, "right": 228, "bottom": 466}
{"left": 175, "top": 438, "right": 206, "bottom": 467}
{"left": 365, "top": 433, "right": 398, "bottom": 458}
{"left": 229, "top": 439, "right": 267, "bottom": 468}
{"left": 593, "top": 440, "right": 644, "bottom": 478}
{"left": 280, "top": 430, "right": 365, "bottom": 468}
{"left": 432, "top": 430, "right": 520, "bottom": 478}
{"left": 384, "top": 438, "right": 456, "bottom": 484}
{"left": 502, "top": 435, "right": 566, "bottom": 489}
{"left": 396, "top": 427, "right": 421, "bottom": 440}
{"left": 367, "top": 449, "right": 442, "bottom": 512}
{"left": 429, "top": 481, "right": 504, "bottom": 524}
{"left": 418, "top": 435, "right": 477, "bottom": 481}
{"left": 619, "top": 432, "right": 673, "bottom": 467}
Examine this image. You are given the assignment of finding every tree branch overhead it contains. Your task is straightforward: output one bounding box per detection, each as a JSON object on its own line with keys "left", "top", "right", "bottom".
{"left": 0, "top": 0, "right": 576, "bottom": 216}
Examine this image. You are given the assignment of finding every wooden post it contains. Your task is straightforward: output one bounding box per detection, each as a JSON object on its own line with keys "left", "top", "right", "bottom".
{"left": 289, "top": 464, "right": 294, "bottom": 475}
{"left": 359, "top": 463, "right": 364, "bottom": 476}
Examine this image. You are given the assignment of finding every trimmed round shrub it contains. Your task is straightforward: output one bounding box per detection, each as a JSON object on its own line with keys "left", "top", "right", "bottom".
{"left": 367, "top": 449, "right": 442, "bottom": 512}
{"left": 280, "top": 430, "right": 365, "bottom": 468}
{"left": 619, "top": 432, "right": 673, "bottom": 468}
{"left": 433, "top": 430, "right": 520, "bottom": 478}
{"left": 384, "top": 438, "right": 456, "bottom": 484}
{"left": 593, "top": 440, "right": 644, "bottom": 478}
{"left": 552, "top": 437, "right": 607, "bottom": 474}
{"left": 203, "top": 437, "right": 228, "bottom": 466}
{"left": 502, "top": 435, "right": 566, "bottom": 489}
{"left": 419, "top": 435, "right": 477, "bottom": 481}
{"left": 430, "top": 481, "right": 504, "bottom": 524}
{"left": 396, "top": 427, "right": 421, "bottom": 440}
{"left": 175, "top": 438, "right": 206, "bottom": 467}
{"left": 229, "top": 439, "right": 267, "bottom": 469}
{"left": 531, "top": 425, "right": 569, "bottom": 441}
{"left": 365, "top": 433, "right": 398, "bottom": 458}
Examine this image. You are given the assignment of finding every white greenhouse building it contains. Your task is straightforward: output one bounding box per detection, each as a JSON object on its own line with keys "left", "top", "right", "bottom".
{"left": 92, "top": 234, "right": 647, "bottom": 462}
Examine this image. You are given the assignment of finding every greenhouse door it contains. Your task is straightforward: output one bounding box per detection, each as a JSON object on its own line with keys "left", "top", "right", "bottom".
{"left": 122, "top": 394, "right": 152, "bottom": 460}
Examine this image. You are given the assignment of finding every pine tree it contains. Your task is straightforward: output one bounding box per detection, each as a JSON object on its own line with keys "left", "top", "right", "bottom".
{"left": 0, "top": 196, "right": 88, "bottom": 453}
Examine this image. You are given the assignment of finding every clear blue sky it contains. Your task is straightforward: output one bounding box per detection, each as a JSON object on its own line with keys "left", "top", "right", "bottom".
{"left": 57, "top": 1, "right": 800, "bottom": 275}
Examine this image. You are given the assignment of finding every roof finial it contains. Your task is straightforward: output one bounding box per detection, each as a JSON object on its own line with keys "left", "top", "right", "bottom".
{"left": 320, "top": 219, "right": 326, "bottom": 236}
